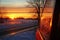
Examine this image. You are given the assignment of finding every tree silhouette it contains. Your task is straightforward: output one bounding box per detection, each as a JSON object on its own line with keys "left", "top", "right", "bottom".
{"left": 26, "top": 0, "right": 46, "bottom": 40}
{"left": 27, "top": 0, "right": 52, "bottom": 40}
{"left": 27, "top": 0, "right": 40, "bottom": 30}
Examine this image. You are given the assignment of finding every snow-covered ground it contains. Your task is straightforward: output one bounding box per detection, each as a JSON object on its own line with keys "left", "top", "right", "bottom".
{"left": 0, "top": 19, "right": 37, "bottom": 29}
{"left": 0, "top": 19, "right": 37, "bottom": 40}
{"left": 0, "top": 19, "right": 38, "bottom": 31}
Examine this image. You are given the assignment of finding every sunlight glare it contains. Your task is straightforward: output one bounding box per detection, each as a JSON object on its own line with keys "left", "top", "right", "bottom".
{"left": 8, "top": 14, "right": 17, "bottom": 20}
{"left": 5, "top": 13, "right": 37, "bottom": 19}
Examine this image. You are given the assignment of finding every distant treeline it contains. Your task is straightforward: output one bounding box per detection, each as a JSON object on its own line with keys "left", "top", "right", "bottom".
{"left": 0, "top": 18, "right": 9, "bottom": 23}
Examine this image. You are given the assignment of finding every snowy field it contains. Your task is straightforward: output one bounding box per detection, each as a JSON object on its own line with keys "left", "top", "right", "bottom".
{"left": 0, "top": 19, "right": 38, "bottom": 40}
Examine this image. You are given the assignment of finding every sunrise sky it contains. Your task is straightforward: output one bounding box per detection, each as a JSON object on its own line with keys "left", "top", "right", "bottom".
{"left": 0, "top": 0, "right": 36, "bottom": 19}
{"left": 0, "top": 0, "right": 55, "bottom": 19}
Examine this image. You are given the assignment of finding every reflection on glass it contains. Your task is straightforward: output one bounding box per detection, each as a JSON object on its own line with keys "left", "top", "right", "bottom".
{"left": 36, "top": 0, "right": 56, "bottom": 40}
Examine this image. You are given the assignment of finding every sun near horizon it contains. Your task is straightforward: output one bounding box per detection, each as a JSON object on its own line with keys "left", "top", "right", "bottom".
{"left": 1, "top": 12, "right": 38, "bottom": 20}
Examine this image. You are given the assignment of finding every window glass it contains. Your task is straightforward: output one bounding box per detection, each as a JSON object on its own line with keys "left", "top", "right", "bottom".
{"left": 39, "top": 0, "right": 56, "bottom": 40}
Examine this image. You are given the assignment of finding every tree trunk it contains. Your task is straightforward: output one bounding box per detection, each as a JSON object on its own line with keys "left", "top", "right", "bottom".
{"left": 37, "top": 6, "right": 40, "bottom": 30}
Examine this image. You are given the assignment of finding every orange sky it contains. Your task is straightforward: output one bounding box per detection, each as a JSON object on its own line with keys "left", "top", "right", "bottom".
{"left": 0, "top": 7, "right": 36, "bottom": 19}
{"left": 0, "top": 7, "right": 53, "bottom": 19}
{"left": 1, "top": 13, "right": 37, "bottom": 19}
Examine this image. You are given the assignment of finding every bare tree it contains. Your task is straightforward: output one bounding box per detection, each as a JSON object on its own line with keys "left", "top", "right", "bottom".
{"left": 27, "top": 0, "right": 50, "bottom": 28}
{"left": 27, "top": 0, "right": 53, "bottom": 40}
{"left": 26, "top": 0, "right": 45, "bottom": 40}
{"left": 27, "top": 0, "right": 40, "bottom": 30}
